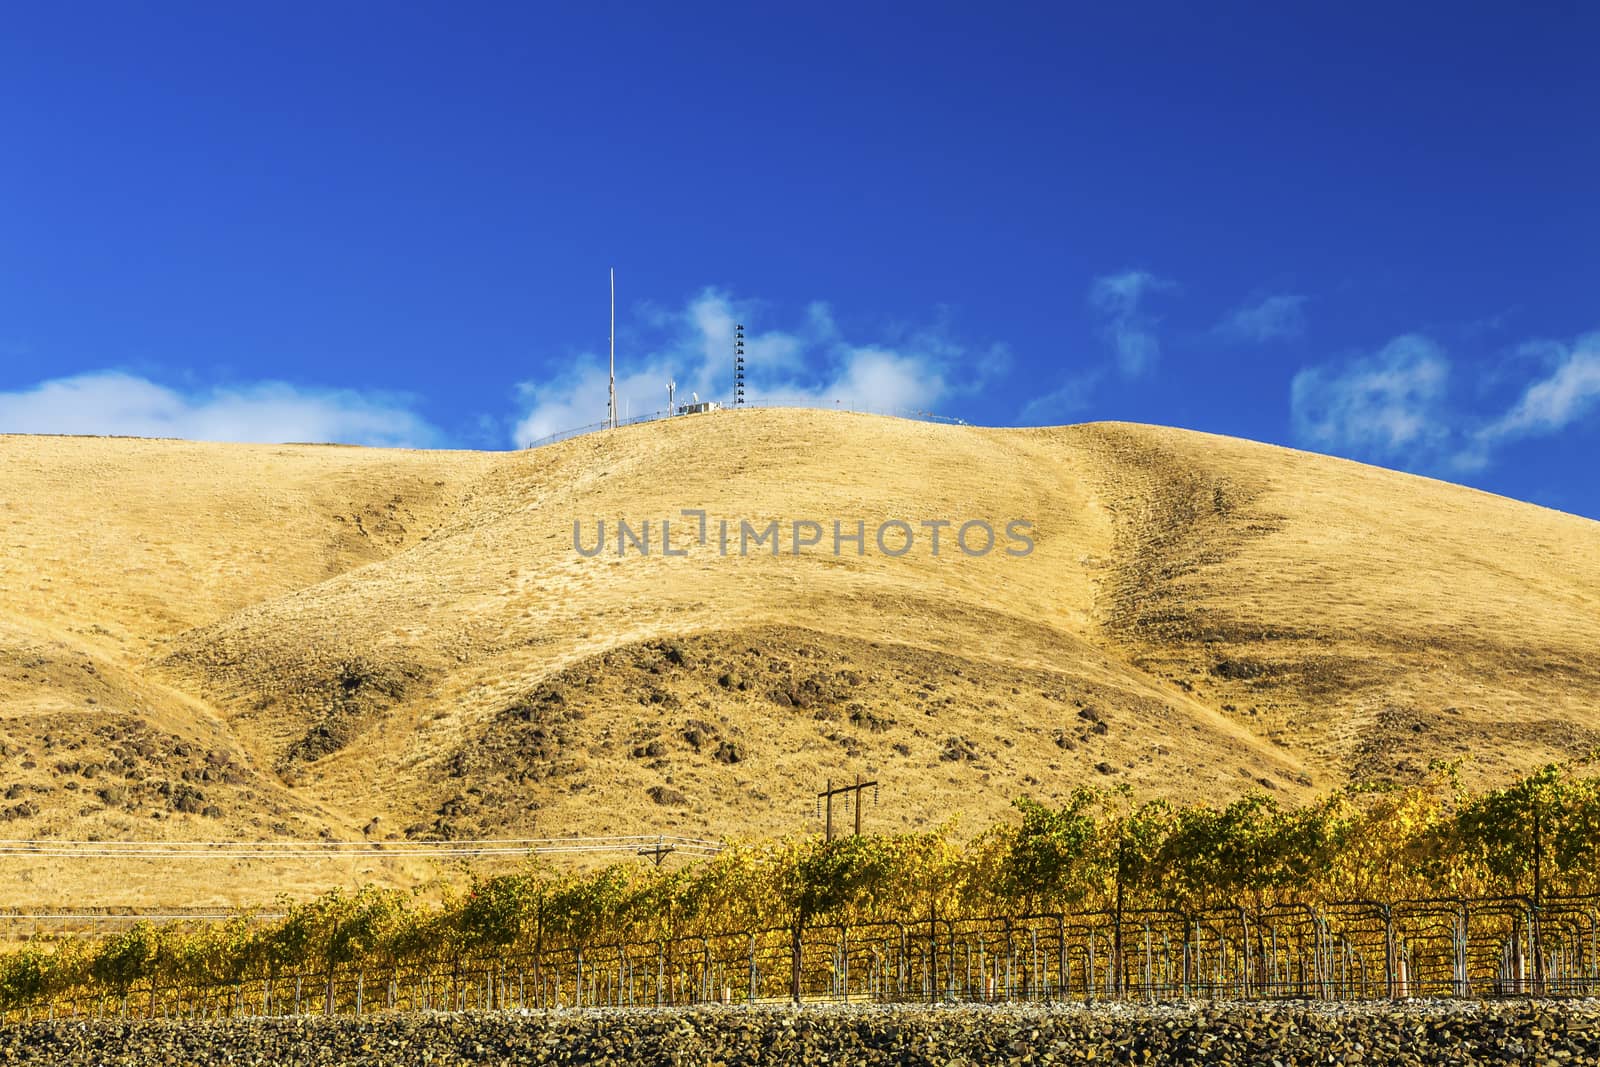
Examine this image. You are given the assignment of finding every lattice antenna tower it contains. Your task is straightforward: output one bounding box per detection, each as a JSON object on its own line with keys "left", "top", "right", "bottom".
{"left": 734, "top": 323, "right": 746, "bottom": 406}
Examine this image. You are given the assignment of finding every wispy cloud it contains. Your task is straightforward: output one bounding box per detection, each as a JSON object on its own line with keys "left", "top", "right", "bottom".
{"left": 1089, "top": 270, "right": 1173, "bottom": 376}
{"left": 512, "top": 290, "right": 1002, "bottom": 445}
{"left": 1216, "top": 294, "right": 1307, "bottom": 343}
{"left": 1478, "top": 332, "right": 1600, "bottom": 442}
{"left": 1291, "top": 329, "right": 1600, "bottom": 474}
{"left": 1020, "top": 370, "right": 1105, "bottom": 425}
{"left": 1290, "top": 335, "right": 1452, "bottom": 463}
{"left": 1014, "top": 268, "right": 1171, "bottom": 425}
{"left": 0, "top": 372, "right": 441, "bottom": 446}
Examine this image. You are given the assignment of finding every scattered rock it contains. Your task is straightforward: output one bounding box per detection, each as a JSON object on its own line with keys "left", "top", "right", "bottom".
{"left": 647, "top": 784, "right": 689, "bottom": 806}
{"left": 940, "top": 736, "right": 979, "bottom": 762}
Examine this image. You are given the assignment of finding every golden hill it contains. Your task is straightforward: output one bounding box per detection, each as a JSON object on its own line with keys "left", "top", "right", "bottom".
{"left": 1, "top": 410, "right": 1598, "bottom": 904}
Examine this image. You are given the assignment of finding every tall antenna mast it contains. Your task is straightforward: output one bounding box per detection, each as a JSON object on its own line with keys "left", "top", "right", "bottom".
{"left": 609, "top": 268, "right": 617, "bottom": 429}
{"left": 734, "top": 323, "right": 746, "bottom": 406}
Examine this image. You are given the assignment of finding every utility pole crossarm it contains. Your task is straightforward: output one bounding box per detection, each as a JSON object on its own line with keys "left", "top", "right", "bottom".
{"left": 815, "top": 774, "right": 879, "bottom": 840}
{"left": 636, "top": 836, "right": 676, "bottom": 867}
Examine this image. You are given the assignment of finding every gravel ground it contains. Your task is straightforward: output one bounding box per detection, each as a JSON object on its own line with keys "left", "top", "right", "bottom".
{"left": 3, "top": 1000, "right": 1599, "bottom": 1066}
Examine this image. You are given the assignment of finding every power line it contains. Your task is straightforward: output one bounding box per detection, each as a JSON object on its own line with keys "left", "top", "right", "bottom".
{"left": 0, "top": 835, "right": 723, "bottom": 860}
{"left": 0, "top": 835, "right": 723, "bottom": 848}
{"left": 0, "top": 912, "right": 285, "bottom": 923}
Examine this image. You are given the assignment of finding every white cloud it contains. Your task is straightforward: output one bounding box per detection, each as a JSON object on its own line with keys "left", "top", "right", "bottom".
{"left": 1088, "top": 271, "right": 1163, "bottom": 318}
{"left": 1289, "top": 329, "right": 1600, "bottom": 475}
{"left": 512, "top": 290, "right": 991, "bottom": 445}
{"left": 1217, "top": 294, "right": 1307, "bottom": 343}
{"left": 0, "top": 372, "right": 441, "bottom": 447}
{"left": 1014, "top": 269, "right": 1171, "bottom": 424}
{"left": 755, "top": 347, "right": 946, "bottom": 412}
{"left": 1290, "top": 335, "right": 1452, "bottom": 460}
{"left": 1088, "top": 270, "right": 1173, "bottom": 376}
{"left": 1479, "top": 332, "right": 1600, "bottom": 442}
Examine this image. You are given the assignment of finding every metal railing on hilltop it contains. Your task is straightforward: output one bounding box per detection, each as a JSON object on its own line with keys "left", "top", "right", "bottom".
{"left": 523, "top": 401, "right": 971, "bottom": 450}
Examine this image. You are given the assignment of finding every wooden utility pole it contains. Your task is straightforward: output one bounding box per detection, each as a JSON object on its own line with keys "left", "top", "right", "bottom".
{"left": 824, "top": 778, "right": 833, "bottom": 840}
{"left": 855, "top": 773, "right": 866, "bottom": 837}
{"left": 816, "top": 775, "right": 878, "bottom": 840}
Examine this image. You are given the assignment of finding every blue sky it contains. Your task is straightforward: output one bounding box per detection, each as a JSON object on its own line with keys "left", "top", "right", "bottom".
{"left": 2, "top": 4, "right": 1596, "bottom": 516}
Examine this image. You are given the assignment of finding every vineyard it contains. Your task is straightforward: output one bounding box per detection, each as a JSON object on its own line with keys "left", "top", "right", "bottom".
{"left": 3, "top": 762, "right": 1600, "bottom": 1019}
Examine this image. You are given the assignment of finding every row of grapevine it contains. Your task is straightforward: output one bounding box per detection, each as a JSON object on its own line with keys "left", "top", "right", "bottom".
{"left": 3, "top": 761, "right": 1598, "bottom": 1015}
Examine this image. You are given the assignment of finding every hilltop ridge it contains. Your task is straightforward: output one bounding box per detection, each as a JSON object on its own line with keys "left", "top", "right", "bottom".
{"left": 2, "top": 410, "right": 1597, "bottom": 903}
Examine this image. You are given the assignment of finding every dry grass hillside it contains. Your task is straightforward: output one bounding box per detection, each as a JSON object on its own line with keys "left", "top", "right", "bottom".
{"left": 1, "top": 410, "right": 1597, "bottom": 904}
